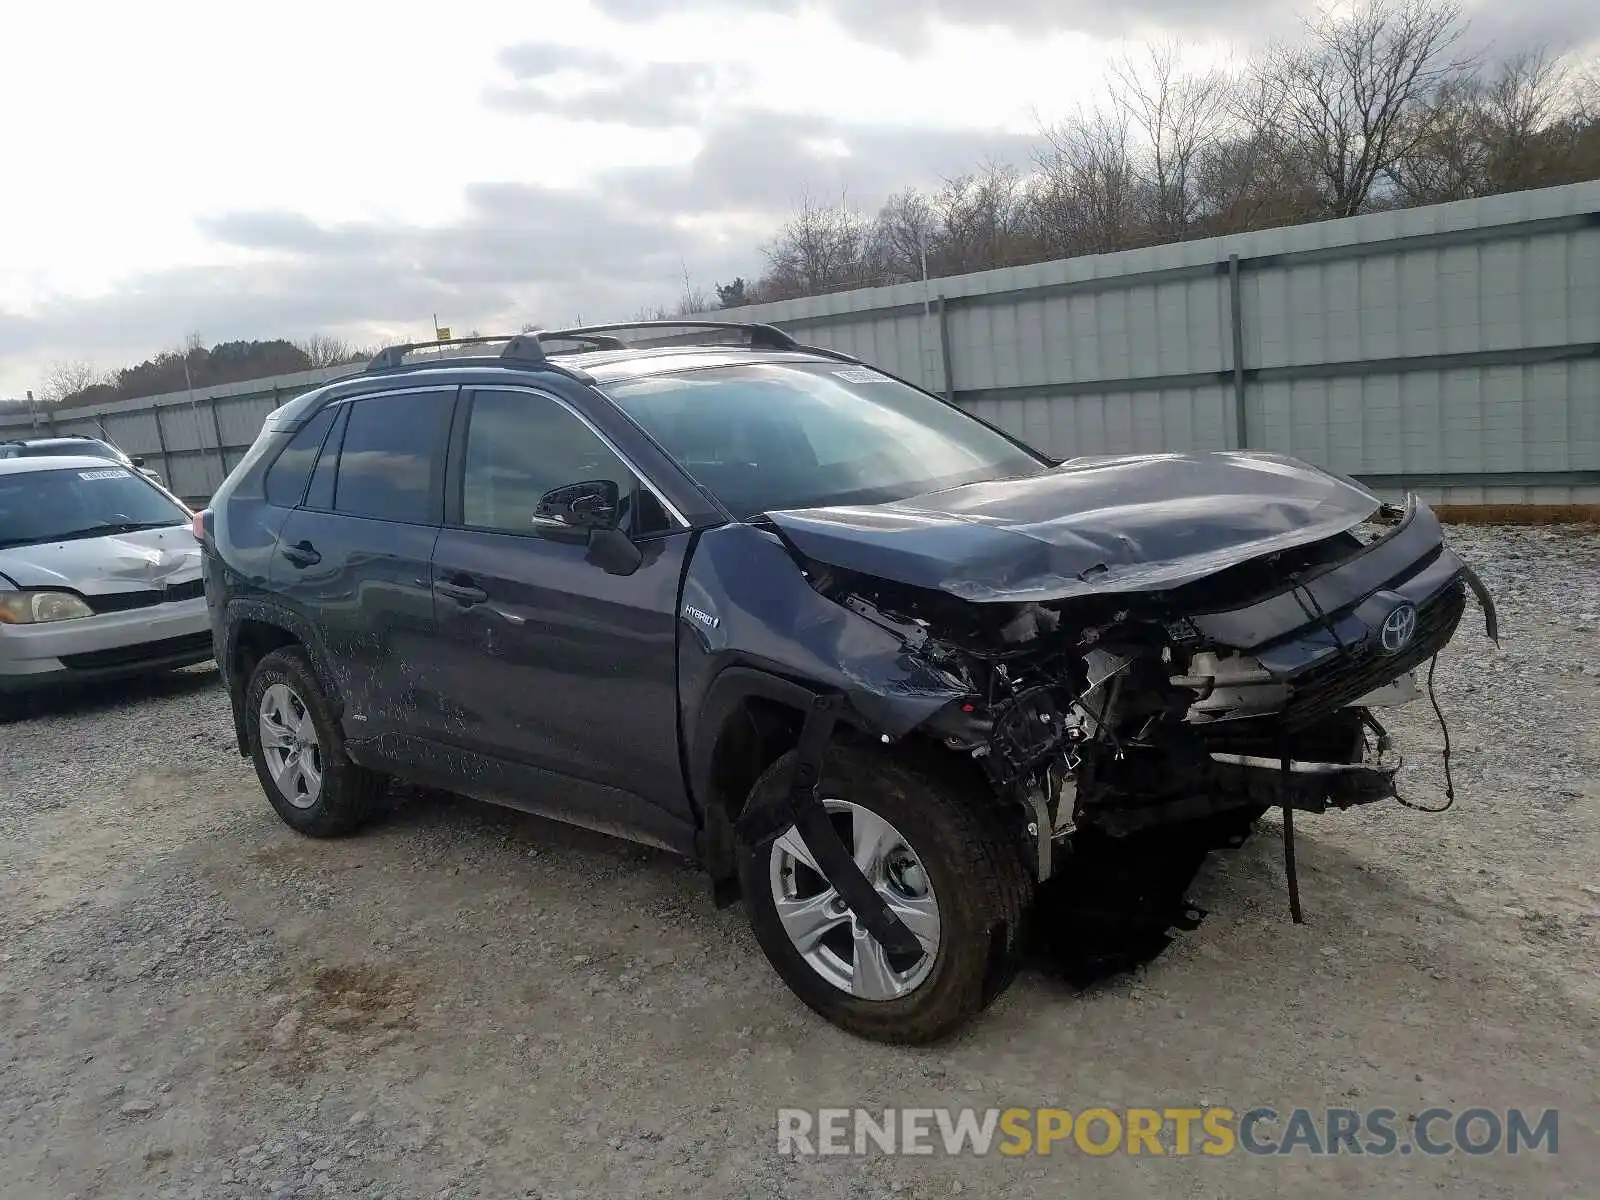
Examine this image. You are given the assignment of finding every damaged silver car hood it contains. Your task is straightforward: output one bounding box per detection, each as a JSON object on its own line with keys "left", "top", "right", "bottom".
{"left": 0, "top": 524, "right": 200, "bottom": 594}
{"left": 764, "top": 450, "right": 1383, "bottom": 602}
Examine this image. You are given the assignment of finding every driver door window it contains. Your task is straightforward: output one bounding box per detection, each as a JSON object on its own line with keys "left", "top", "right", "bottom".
{"left": 460, "top": 389, "right": 669, "bottom": 537}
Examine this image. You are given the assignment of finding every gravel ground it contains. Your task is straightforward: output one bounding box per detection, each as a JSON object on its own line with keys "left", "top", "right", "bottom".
{"left": 1, "top": 524, "right": 1596, "bottom": 1199}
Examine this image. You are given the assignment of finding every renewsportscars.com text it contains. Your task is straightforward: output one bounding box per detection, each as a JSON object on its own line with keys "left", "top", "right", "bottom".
{"left": 776, "top": 1106, "right": 1559, "bottom": 1158}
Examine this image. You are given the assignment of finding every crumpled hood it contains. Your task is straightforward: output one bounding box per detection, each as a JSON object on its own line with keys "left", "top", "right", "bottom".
{"left": 0, "top": 525, "right": 200, "bottom": 594}
{"left": 764, "top": 450, "right": 1383, "bottom": 603}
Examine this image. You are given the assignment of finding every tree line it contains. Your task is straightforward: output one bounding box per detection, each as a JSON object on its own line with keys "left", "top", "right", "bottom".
{"left": 2, "top": 334, "right": 374, "bottom": 412}
{"left": 714, "top": 0, "right": 1599, "bottom": 307}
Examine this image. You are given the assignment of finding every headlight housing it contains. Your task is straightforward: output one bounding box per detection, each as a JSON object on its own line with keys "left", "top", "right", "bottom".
{"left": 0, "top": 590, "right": 96, "bottom": 624}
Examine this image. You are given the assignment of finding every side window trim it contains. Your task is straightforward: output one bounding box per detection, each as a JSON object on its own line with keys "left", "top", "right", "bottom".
{"left": 302, "top": 402, "right": 350, "bottom": 512}
{"left": 319, "top": 385, "right": 458, "bottom": 526}
{"left": 446, "top": 386, "right": 689, "bottom": 533}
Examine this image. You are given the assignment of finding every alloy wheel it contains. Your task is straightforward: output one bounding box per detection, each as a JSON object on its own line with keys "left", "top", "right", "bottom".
{"left": 768, "top": 799, "right": 941, "bottom": 1000}
{"left": 258, "top": 683, "right": 323, "bottom": 809}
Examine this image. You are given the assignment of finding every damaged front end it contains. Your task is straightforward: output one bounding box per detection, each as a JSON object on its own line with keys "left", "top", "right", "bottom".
{"left": 792, "top": 493, "right": 1497, "bottom": 908}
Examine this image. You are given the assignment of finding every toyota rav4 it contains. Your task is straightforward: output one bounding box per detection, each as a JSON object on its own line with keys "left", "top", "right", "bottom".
{"left": 199, "top": 323, "right": 1496, "bottom": 1044}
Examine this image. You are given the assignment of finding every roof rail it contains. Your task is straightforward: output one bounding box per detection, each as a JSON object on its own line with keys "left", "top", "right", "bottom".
{"left": 365, "top": 333, "right": 547, "bottom": 372}
{"left": 536, "top": 320, "right": 801, "bottom": 352}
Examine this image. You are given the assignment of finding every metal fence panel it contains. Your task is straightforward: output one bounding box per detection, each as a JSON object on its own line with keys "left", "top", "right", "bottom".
{"left": 3, "top": 183, "right": 1596, "bottom": 507}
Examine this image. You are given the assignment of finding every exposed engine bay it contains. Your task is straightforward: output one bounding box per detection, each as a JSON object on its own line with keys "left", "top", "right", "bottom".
{"left": 797, "top": 496, "right": 1499, "bottom": 901}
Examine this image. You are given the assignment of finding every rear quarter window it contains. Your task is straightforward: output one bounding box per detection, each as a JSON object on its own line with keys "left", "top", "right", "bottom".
{"left": 263, "top": 407, "right": 339, "bottom": 507}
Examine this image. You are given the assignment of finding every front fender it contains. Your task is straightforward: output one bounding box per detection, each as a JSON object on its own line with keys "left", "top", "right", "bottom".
{"left": 678, "top": 523, "right": 968, "bottom": 758}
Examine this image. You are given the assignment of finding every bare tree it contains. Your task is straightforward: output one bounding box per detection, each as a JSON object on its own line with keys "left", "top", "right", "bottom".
{"left": 1478, "top": 50, "right": 1575, "bottom": 190}
{"left": 37, "top": 359, "right": 106, "bottom": 404}
{"left": 871, "top": 187, "right": 937, "bottom": 284}
{"left": 1034, "top": 104, "right": 1142, "bottom": 255}
{"left": 1389, "top": 48, "right": 1584, "bottom": 202}
{"left": 1111, "top": 40, "right": 1232, "bottom": 241}
{"left": 931, "top": 162, "right": 1036, "bottom": 274}
{"left": 1258, "top": 0, "right": 1473, "bottom": 218}
{"left": 1193, "top": 65, "right": 1325, "bottom": 234}
{"left": 759, "top": 192, "right": 877, "bottom": 299}
{"left": 1574, "top": 62, "right": 1600, "bottom": 122}
{"left": 296, "top": 333, "right": 354, "bottom": 368}
{"left": 675, "top": 261, "right": 711, "bottom": 315}
{"left": 1385, "top": 70, "right": 1488, "bottom": 202}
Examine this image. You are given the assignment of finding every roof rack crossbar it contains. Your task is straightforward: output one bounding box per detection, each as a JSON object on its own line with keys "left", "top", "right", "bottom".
{"left": 536, "top": 320, "right": 801, "bottom": 352}
{"left": 534, "top": 332, "right": 630, "bottom": 352}
{"left": 366, "top": 333, "right": 547, "bottom": 372}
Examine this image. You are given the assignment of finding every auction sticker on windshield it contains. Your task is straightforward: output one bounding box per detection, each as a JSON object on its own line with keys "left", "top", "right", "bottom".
{"left": 833, "top": 367, "right": 888, "bottom": 384}
{"left": 77, "top": 468, "right": 130, "bottom": 481}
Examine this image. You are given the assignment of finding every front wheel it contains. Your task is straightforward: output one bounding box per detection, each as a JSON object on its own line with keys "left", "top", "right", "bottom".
{"left": 244, "top": 647, "right": 383, "bottom": 837}
{"left": 737, "top": 745, "right": 1034, "bottom": 1045}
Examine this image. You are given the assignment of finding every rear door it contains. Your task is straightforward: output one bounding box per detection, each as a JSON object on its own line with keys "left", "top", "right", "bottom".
{"left": 270, "top": 386, "right": 455, "bottom": 745}
{"left": 425, "top": 385, "right": 694, "bottom": 847}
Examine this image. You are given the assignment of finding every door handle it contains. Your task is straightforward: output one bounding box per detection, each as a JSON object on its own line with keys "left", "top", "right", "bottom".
{"left": 435, "top": 576, "right": 488, "bottom": 606}
{"left": 281, "top": 539, "right": 321, "bottom": 567}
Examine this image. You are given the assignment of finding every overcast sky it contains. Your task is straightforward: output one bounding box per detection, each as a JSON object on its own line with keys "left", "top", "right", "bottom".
{"left": 2, "top": 0, "right": 1596, "bottom": 398}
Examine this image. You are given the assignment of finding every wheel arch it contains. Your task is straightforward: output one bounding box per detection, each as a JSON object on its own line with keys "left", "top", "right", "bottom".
{"left": 690, "top": 666, "right": 990, "bottom": 902}
{"left": 691, "top": 667, "right": 817, "bottom": 898}
{"left": 221, "top": 599, "right": 343, "bottom": 757}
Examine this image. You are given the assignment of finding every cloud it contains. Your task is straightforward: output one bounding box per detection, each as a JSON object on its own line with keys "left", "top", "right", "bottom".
{"left": 496, "top": 42, "right": 619, "bottom": 78}
{"left": 602, "top": 109, "right": 1041, "bottom": 213}
{"left": 486, "top": 53, "right": 749, "bottom": 128}
{"left": 1459, "top": 0, "right": 1600, "bottom": 59}
{"left": 589, "top": 0, "right": 1600, "bottom": 57}
{"left": 589, "top": 0, "right": 1292, "bottom": 47}
{"left": 2, "top": 103, "right": 1037, "bottom": 368}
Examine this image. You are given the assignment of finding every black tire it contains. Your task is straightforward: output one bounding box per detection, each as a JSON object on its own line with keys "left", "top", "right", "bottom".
{"left": 244, "top": 646, "right": 383, "bottom": 838}
{"left": 737, "top": 744, "right": 1034, "bottom": 1045}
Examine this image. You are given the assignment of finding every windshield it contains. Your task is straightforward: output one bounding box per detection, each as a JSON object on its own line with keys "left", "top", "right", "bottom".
{"left": 0, "top": 466, "right": 189, "bottom": 549}
{"left": 603, "top": 362, "right": 1049, "bottom": 517}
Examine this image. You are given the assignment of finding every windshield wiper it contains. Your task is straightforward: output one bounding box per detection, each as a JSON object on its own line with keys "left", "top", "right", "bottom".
{"left": 87, "top": 520, "right": 186, "bottom": 535}
{"left": 0, "top": 520, "right": 185, "bottom": 546}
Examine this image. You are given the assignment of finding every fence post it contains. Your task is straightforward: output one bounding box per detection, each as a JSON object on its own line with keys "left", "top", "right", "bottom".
{"left": 208, "top": 397, "right": 228, "bottom": 488}
{"left": 1228, "top": 254, "right": 1249, "bottom": 450}
{"left": 936, "top": 295, "right": 955, "bottom": 402}
{"left": 151, "top": 402, "right": 173, "bottom": 488}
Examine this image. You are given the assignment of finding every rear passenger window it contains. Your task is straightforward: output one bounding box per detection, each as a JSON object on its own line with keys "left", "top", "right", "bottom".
{"left": 263, "top": 407, "right": 336, "bottom": 507}
{"left": 332, "top": 392, "right": 450, "bottom": 524}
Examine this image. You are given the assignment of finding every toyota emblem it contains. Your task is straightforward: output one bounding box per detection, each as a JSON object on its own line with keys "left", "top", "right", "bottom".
{"left": 1380, "top": 602, "right": 1418, "bottom": 654}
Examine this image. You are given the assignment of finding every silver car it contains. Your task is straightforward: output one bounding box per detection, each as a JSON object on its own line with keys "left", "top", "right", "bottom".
{"left": 0, "top": 435, "right": 165, "bottom": 485}
{"left": 0, "top": 456, "right": 211, "bottom": 711}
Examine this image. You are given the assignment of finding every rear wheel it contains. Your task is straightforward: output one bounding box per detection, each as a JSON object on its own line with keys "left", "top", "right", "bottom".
{"left": 245, "top": 647, "right": 382, "bottom": 837}
{"left": 737, "top": 745, "right": 1033, "bottom": 1045}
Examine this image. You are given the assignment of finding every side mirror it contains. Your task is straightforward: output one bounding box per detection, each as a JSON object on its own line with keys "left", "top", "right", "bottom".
{"left": 535, "top": 479, "right": 620, "bottom": 531}
{"left": 130, "top": 455, "right": 146, "bottom": 468}
{"left": 533, "top": 479, "right": 643, "bottom": 577}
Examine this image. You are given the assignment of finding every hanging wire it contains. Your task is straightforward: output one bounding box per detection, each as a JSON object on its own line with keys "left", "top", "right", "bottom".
{"left": 1395, "top": 655, "right": 1455, "bottom": 814}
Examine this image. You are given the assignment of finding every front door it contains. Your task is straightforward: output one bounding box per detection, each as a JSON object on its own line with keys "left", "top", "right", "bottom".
{"left": 426, "top": 385, "right": 694, "bottom": 850}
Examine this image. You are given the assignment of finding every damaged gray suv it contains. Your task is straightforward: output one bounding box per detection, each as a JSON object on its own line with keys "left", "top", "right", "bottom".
{"left": 201, "top": 323, "right": 1496, "bottom": 1044}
